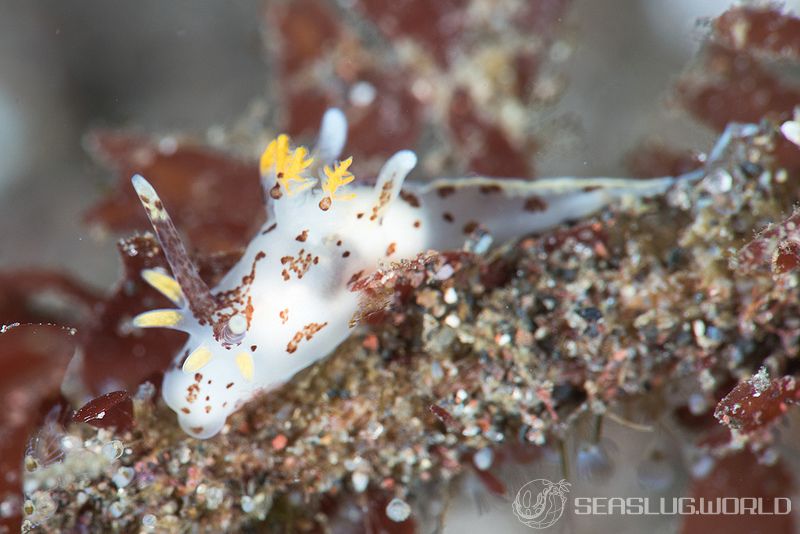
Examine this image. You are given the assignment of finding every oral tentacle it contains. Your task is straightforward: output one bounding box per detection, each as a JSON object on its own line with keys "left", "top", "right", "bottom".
{"left": 131, "top": 174, "right": 216, "bottom": 325}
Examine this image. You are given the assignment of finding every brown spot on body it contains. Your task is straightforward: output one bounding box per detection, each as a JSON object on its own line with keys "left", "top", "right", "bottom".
{"left": 463, "top": 221, "right": 479, "bottom": 234}
{"left": 336, "top": 240, "right": 342, "bottom": 246}
{"left": 286, "top": 322, "right": 329, "bottom": 353}
{"left": 582, "top": 185, "right": 601, "bottom": 193}
{"left": 442, "top": 212, "right": 454, "bottom": 223}
{"left": 413, "top": 220, "right": 421, "bottom": 228}
{"left": 226, "top": 382, "right": 234, "bottom": 389}
{"left": 190, "top": 426, "right": 203, "bottom": 434}
{"left": 279, "top": 308, "right": 289, "bottom": 324}
{"left": 261, "top": 223, "right": 277, "bottom": 235}
{"left": 524, "top": 196, "right": 548, "bottom": 212}
{"left": 194, "top": 373, "right": 203, "bottom": 382}
{"left": 270, "top": 184, "right": 283, "bottom": 199}
{"left": 356, "top": 212, "right": 364, "bottom": 219}
{"left": 280, "top": 249, "right": 315, "bottom": 280}
{"left": 319, "top": 197, "right": 332, "bottom": 211}
{"left": 399, "top": 189, "right": 420, "bottom": 207}
{"left": 296, "top": 230, "right": 309, "bottom": 242}
{"left": 437, "top": 186, "right": 456, "bottom": 198}
{"left": 370, "top": 182, "right": 393, "bottom": 221}
{"left": 386, "top": 242, "right": 397, "bottom": 256}
{"left": 342, "top": 251, "right": 351, "bottom": 258}
{"left": 186, "top": 384, "right": 199, "bottom": 403}
{"left": 211, "top": 254, "right": 266, "bottom": 343}
{"left": 479, "top": 184, "right": 502, "bottom": 194}
{"left": 205, "top": 406, "right": 212, "bottom": 414}
{"left": 181, "top": 407, "right": 190, "bottom": 414}
{"left": 250, "top": 345, "right": 257, "bottom": 352}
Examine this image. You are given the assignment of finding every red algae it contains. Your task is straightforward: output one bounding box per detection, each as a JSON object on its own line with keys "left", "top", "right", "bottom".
{"left": 73, "top": 391, "right": 135, "bottom": 432}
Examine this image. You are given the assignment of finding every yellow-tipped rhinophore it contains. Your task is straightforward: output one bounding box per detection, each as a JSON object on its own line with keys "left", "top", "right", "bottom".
{"left": 182, "top": 346, "right": 213, "bottom": 373}
{"left": 142, "top": 269, "right": 185, "bottom": 307}
{"left": 132, "top": 309, "right": 183, "bottom": 329}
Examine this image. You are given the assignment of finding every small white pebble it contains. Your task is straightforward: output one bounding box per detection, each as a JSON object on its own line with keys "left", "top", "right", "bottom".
{"left": 444, "top": 313, "right": 461, "bottom": 328}
{"left": 177, "top": 445, "right": 192, "bottom": 464}
{"left": 112, "top": 466, "right": 135, "bottom": 488}
{"left": 75, "top": 492, "right": 88, "bottom": 506}
{"left": 434, "top": 264, "right": 455, "bottom": 280}
{"left": 473, "top": 447, "right": 494, "bottom": 471}
{"left": 142, "top": 513, "right": 157, "bottom": 527}
{"left": 352, "top": 472, "right": 369, "bottom": 493}
{"left": 241, "top": 495, "right": 255, "bottom": 513}
{"left": 692, "top": 319, "right": 706, "bottom": 338}
{"left": 344, "top": 456, "right": 364, "bottom": 471}
{"left": 102, "top": 440, "right": 124, "bottom": 461}
{"left": 386, "top": 497, "right": 411, "bottom": 522}
{"left": 443, "top": 287, "right": 458, "bottom": 304}
{"left": 205, "top": 486, "right": 224, "bottom": 510}
{"left": 109, "top": 501, "right": 125, "bottom": 518}
{"left": 473, "top": 233, "right": 493, "bottom": 254}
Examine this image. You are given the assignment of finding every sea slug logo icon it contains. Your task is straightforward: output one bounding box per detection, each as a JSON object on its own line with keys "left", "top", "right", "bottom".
{"left": 512, "top": 479, "right": 571, "bottom": 529}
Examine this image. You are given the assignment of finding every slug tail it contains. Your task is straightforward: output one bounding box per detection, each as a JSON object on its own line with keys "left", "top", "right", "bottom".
{"left": 410, "top": 175, "right": 676, "bottom": 251}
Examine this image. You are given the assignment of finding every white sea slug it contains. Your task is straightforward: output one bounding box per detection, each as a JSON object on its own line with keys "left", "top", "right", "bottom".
{"left": 131, "top": 108, "right": 730, "bottom": 438}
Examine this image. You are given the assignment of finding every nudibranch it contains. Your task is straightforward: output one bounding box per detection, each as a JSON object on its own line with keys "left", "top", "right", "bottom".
{"left": 131, "top": 108, "right": 685, "bottom": 438}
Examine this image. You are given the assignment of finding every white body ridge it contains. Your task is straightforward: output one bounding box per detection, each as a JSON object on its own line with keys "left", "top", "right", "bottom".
{"left": 131, "top": 109, "right": 688, "bottom": 438}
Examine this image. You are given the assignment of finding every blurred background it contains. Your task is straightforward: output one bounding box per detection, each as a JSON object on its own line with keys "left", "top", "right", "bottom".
{"left": 0, "top": 1, "right": 266, "bottom": 285}
{"left": 1, "top": 0, "right": 786, "bottom": 287}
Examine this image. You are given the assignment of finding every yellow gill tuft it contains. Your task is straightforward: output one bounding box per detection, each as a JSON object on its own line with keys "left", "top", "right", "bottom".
{"left": 321, "top": 157, "right": 356, "bottom": 208}
{"left": 260, "top": 135, "right": 315, "bottom": 195}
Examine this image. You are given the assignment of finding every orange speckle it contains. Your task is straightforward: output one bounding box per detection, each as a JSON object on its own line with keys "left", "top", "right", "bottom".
{"left": 272, "top": 434, "right": 288, "bottom": 450}
{"left": 362, "top": 334, "right": 379, "bottom": 351}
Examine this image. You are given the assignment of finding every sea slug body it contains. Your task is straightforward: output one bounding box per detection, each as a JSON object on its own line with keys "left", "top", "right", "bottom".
{"left": 132, "top": 108, "right": 691, "bottom": 438}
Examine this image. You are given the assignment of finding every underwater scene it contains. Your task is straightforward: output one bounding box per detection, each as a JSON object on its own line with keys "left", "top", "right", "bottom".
{"left": 2, "top": 1, "right": 800, "bottom": 532}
